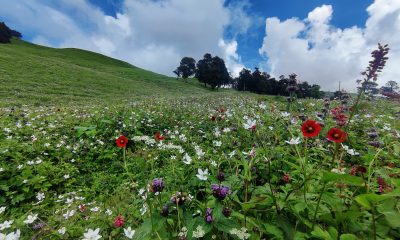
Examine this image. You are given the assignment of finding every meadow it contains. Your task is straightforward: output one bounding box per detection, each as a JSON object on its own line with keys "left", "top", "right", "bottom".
{"left": 1, "top": 39, "right": 400, "bottom": 240}
{"left": 1, "top": 93, "right": 399, "bottom": 239}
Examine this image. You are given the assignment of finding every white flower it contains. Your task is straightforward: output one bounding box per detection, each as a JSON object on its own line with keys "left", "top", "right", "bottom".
{"left": 23, "top": 179, "right": 28, "bottom": 184}
{"left": 17, "top": 165, "right": 23, "bottom": 170}
{"left": 342, "top": 145, "right": 359, "bottom": 156}
{"left": 195, "top": 146, "right": 205, "bottom": 158}
{"left": 58, "top": 227, "right": 66, "bottom": 235}
{"left": 285, "top": 137, "right": 301, "bottom": 145}
{"left": 213, "top": 141, "right": 222, "bottom": 147}
{"left": 83, "top": 228, "right": 101, "bottom": 240}
{"left": 243, "top": 119, "right": 256, "bottom": 130}
{"left": 23, "top": 214, "right": 38, "bottom": 224}
{"left": 183, "top": 153, "right": 192, "bottom": 165}
{"left": 105, "top": 209, "right": 113, "bottom": 216}
{"left": 62, "top": 210, "right": 76, "bottom": 219}
{"left": 36, "top": 192, "right": 45, "bottom": 201}
{"left": 229, "top": 227, "right": 250, "bottom": 240}
{"left": 281, "top": 112, "right": 290, "bottom": 118}
{"left": 227, "top": 150, "right": 235, "bottom": 158}
{"left": 140, "top": 204, "right": 147, "bottom": 215}
{"left": 123, "top": 227, "right": 135, "bottom": 239}
{"left": 196, "top": 168, "right": 209, "bottom": 181}
{"left": 193, "top": 225, "right": 205, "bottom": 238}
{"left": 258, "top": 103, "right": 267, "bottom": 110}
{"left": 210, "top": 160, "right": 217, "bottom": 167}
{"left": 331, "top": 168, "right": 346, "bottom": 174}
{"left": 0, "top": 220, "right": 13, "bottom": 231}
{"left": 63, "top": 174, "right": 70, "bottom": 179}
{"left": 268, "top": 126, "right": 274, "bottom": 130}
{"left": 31, "top": 135, "right": 37, "bottom": 141}
{"left": 0, "top": 168, "right": 3, "bottom": 172}
{"left": 90, "top": 207, "right": 100, "bottom": 212}
{"left": 0, "top": 229, "right": 20, "bottom": 240}
{"left": 0, "top": 206, "right": 5, "bottom": 214}
{"left": 222, "top": 127, "right": 231, "bottom": 133}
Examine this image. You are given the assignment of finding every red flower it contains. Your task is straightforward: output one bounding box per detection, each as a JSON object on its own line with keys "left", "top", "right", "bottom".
{"left": 114, "top": 215, "right": 125, "bottom": 228}
{"left": 79, "top": 204, "right": 85, "bottom": 212}
{"left": 283, "top": 174, "right": 291, "bottom": 183}
{"left": 155, "top": 132, "right": 165, "bottom": 141}
{"left": 327, "top": 128, "right": 347, "bottom": 143}
{"left": 301, "top": 120, "right": 321, "bottom": 138}
{"left": 116, "top": 135, "right": 128, "bottom": 148}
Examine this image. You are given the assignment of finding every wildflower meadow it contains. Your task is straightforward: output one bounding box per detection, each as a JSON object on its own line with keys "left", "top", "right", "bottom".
{"left": 0, "top": 26, "right": 399, "bottom": 240}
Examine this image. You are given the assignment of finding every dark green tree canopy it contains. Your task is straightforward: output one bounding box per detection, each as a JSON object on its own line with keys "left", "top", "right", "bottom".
{"left": 0, "top": 22, "right": 22, "bottom": 43}
{"left": 195, "top": 53, "right": 231, "bottom": 89}
{"left": 233, "top": 69, "right": 323, "bottom": 98}
{"left": 173, "top": 57, "right": 196, "bottom": 80}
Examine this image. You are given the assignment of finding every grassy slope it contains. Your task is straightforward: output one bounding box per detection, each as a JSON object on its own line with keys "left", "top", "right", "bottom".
{"left": 0, "top": 39, "right": 223, "bottom": 106}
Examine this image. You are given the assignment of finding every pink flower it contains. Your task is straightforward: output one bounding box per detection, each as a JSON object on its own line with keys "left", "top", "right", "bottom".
{"left": 114, "top": 215, "right": 125, "bottom": 228}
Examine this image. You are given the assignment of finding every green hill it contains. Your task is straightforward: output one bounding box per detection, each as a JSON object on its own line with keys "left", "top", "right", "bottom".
{"left": 0, "top": 39, "right": 219, "bottom": 106}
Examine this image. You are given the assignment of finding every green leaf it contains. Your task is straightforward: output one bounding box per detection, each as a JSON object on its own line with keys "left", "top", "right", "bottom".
{"left": 214, "top": 217, "right": 241, "bottom": 234}
{"left": 263, "top": 223, "right": 284, "bottom": 239}
{"left": 339, "top": 234, "right": 359, "bottom": 240}
{"left": 311, "top": 226, "right": 333, "bottom": 240}
{"left": 355, "top": 193, "right": 391, "bottom": 209}
{"left": 322, "top": 171, "right": 364, "bottom": 186}
{"left": 383, "top": 212, "right": 400, "bottom": 228}
{"left": 133, "top": 218, "right": 153, "bottom": 240}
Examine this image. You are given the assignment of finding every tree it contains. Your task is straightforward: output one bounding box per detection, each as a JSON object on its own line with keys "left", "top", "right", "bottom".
{"left": 0, "top": 22, "right": 22, "bottom": 43}
{"left": 173, "top": 57, "right": 196, "bottom": 81}
{"left": 195, "top": 54, "right": 231, "bottom": 89}
{"left": 235, "top": 68, "right": 252, "bottom": 91}
{"left": 385, "top": 80, "right": 398, "bottom": 92}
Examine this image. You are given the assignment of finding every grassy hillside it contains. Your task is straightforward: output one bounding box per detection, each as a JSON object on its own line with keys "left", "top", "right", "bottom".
{"left": 0, "top": 39, "right": 221, "bottom": 106}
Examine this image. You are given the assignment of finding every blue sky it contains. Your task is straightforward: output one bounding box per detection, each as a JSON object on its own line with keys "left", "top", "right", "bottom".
{"left": 0, "top": 0, "right": 399, "bottom": 91}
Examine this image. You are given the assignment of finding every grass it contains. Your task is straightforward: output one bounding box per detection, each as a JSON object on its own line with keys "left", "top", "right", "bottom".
{"left": 0, "top": 38, "right": 230, "bottom": 107}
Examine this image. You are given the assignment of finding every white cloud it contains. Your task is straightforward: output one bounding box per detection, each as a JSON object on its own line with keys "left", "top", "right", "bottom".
{"left": 218, "top": 39, "right": 245, "bottom": 77}
{"left": 259, "top": 0, "right": 400, "bottom": 91}
{"left": 0, "top": 0, "right": 247, "bottom": 77}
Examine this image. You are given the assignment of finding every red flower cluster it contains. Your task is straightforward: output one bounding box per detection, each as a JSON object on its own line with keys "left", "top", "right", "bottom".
{"left": 155, "top": 132, "right": 165, "bottom": 141}
{"left": 331, "top": 106, "right": 348, "bottom": 126}
{"left": 116, "top": 135, "right": 128, "bottom": 148}
{"left": 327, "top": 128, "right": 347, "bottom": 143}
{"left": 114, "top": 215, "right": 125, "bottom": 228}
{"left": 301, "top": 120, "right": 321, "bottom": 138}
{"left": 210, "top": 107, "right": 226, "bottom": 122}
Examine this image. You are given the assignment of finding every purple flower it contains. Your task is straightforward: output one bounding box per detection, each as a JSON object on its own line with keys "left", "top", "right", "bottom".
{"left": 205, "top": 208, "right": 214, "bottom": 223}
{"left": 150, "top": 178, "right": 164, "bottom": 193}
{"left": 161, "top": 204, "right": 169, "bottom": 217}
{"left": 217, "top": 172, "right": 225, "bottom": 182}
{"left": 211, "top": 184, "right": 230, "bottom": 200}
{"left": 222, "top": 207, "right": 232, "bottom": 217}
{"left": 368, "top": 141, "right": 382, "bottom": 148}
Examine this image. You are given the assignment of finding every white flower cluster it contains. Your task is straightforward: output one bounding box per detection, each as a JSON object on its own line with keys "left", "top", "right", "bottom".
{"left": 192, "top": 225, "right": 205, "bottom": 238}
{"left": 132, "top": 136, "right": 156, "bottom": 145}
{"left": 229, "top": 227, "right": 250, "bottom": 240}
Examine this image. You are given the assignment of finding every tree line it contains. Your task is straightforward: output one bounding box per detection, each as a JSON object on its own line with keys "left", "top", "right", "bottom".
{"left": 174, "top": 54, "right": 324, "bottom": 98}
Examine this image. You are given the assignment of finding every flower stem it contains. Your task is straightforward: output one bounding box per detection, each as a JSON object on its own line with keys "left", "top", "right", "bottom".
{"left": 311, "top": 182, "right": 327, "bottom": 230}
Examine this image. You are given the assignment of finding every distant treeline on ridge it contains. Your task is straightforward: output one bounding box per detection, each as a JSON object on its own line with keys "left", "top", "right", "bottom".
{"left": 174, "top": 54, "right": 323, "bottom": 99}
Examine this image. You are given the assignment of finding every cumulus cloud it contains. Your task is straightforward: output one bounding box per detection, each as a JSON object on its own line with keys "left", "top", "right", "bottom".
{"left": 259, "top": 0, "right": 400, "bottom": 91}
{"left": 0, "top": 0, "right": 247, "bottom": 77}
